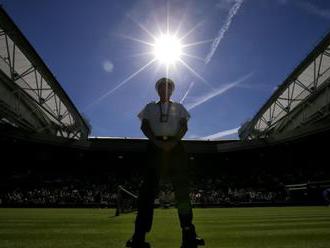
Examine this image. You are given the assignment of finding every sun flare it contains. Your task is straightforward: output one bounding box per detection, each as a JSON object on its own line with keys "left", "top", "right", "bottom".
{"left": 153, "top": 34, "right": 183, "bottom": 65}
{"left": 86, "top": 8, "right": 215, "bottom": 109}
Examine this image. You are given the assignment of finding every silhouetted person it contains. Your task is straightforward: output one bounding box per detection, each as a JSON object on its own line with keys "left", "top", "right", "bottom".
{"left": 126, "top": 78, "right": 204, "bottom": 248}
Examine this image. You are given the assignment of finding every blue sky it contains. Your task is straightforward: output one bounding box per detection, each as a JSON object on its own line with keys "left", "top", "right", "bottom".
{"left": 2, "top": 0, "right": 330, "bottom": 139}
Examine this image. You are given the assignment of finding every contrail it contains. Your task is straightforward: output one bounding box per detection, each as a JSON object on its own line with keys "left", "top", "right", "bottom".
{"left": 186, "top": 72, "right": 253, "bottom": 111}
{"left": 200, "top": 127, "right": 240, "bottom": 140}
{"left": 180, "top": 81, "right": 194, "bottom": 103}
{"left": 182, "top": 0, "right": 245, "bottom": 104}
{"left": 204, "top": 0, "right": 244, "bottom": 64}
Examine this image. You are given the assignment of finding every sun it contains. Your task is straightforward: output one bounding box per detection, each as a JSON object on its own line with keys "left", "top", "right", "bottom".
{"left": 153, "top": 33, "right": 183, "bottom": 65}
{"left": 86, "top": 8, "right": 215, "bottom": 109}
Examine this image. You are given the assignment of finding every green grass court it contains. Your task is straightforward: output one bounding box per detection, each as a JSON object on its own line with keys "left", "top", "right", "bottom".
{"left": 0, "top": 207, "right": 330, "bottom": 248}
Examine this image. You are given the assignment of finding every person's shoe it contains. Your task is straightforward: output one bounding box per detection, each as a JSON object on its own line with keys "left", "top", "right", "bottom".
{"left": 180, "top": 225, "right": 205, "bottom": 248}
{"left": 180, "top": 237, "right": 205, "bottom": 248}
{"left": 126, "top": 239, "right": 151, "bottom": 248}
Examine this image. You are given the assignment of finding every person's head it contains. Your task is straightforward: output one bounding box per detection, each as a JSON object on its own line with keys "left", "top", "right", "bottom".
{"left": 155, "top": 77, "right": 175, "bottom": 102}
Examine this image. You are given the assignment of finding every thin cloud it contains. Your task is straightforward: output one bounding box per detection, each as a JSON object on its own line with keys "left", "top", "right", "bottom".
{"left": 186, "top": 133, "right": 200, "bottom": 139}
{"left": 185, "top": 72, "right": 253, "bottom": 111}
{"left": 204, "top": 0, "right": 244, "bottom": 64}
{"left": 200, "top": 127, "right": 240, "bottom": 140}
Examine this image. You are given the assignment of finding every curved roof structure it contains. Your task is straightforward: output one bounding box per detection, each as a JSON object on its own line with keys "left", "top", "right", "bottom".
{"left": 0, "top": 7, "right": 90, "bottom": 140}
{"left": 239, "top": 31, "right": 330, "bottom": 141}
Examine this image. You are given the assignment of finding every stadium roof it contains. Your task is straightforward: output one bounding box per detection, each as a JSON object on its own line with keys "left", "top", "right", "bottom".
{"left": 0, "top": 7, "right": 90, "bottom": 140}
{"left": 239, "top": 31, "right": 330, "bottom": 141}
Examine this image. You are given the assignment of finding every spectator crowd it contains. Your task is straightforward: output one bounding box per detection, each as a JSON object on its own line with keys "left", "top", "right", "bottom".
{"left": 0, "top": 166, "right": 329, "bottom": 208}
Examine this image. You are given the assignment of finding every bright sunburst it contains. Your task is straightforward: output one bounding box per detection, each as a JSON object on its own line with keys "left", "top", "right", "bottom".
{"left": 122, "top": 22, "right": 213, "bottom": 86}
{"left": 121, "top": 11, "right": 214, "bottom": 78}
{"left": 85, "top": 10, "right": 214, "bottom": 110}
{"left": 153, "top": 33, "right": 183, "bottom": 65}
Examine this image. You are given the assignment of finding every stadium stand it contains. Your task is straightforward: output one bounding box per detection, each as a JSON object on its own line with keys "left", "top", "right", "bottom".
{"left": 1, "top": 131, "right": 329, "bottom": 208}
{"left": 0, "top": 6, "right": 330, "bottom": 211}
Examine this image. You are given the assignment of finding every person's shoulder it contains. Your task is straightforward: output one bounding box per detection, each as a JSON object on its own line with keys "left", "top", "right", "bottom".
{"left": 146, "top": 101, "right": 157, "bottom": 107}
{"left": 143, "top": 101, "right": 157, "bottom": 111}
{"left": 172, "top": 101, "right": 188, "bottom": 110}
{"left": 171, "top": 101, "right": 181, "bottom": 107}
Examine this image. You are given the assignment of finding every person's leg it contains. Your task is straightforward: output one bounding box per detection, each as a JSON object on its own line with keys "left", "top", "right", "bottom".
{"left": 169, "top": 143, "right": 204, "bottom": 247}
{"left": 133, "top": 167, "right": 159, "bottom": 242}
{"left": 129, "top": 143, "right": 161, "bottom": 246}
{"left": 169, "top": 143, "right": 193, "bottom": 226}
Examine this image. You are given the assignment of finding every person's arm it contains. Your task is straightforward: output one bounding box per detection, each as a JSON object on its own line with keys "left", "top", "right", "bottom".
{"left": 141, "top": 119, "right": 163, "bottom": 148}
{"left": 175, "top": 118, "right": 188, "bottom": 141}
{"left": 141, "top": 118, "right": 155, "bottom": 141}
{"left": 163, "top": 103, "right": 190, "bottom": 150}
{"left": 163, "top": 118, "right": 188, "bottom": 151}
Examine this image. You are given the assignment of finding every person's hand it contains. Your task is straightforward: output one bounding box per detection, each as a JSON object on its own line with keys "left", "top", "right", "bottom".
{"left": 162, "top": 140, "right": 178, "bottom": 151}
{"left": 152, "top": 139, "right": 164, "bottom": 149}
{"left": 151, "top": 139, "right": 178, "bottom": 151}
